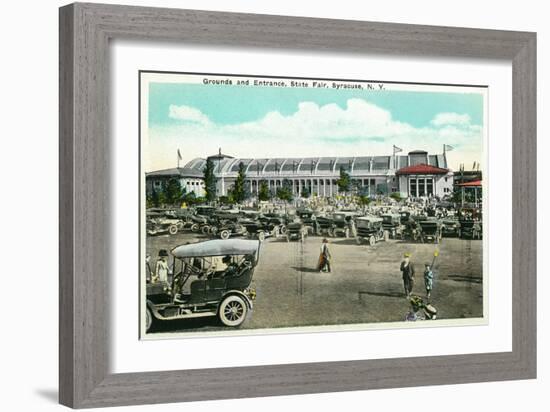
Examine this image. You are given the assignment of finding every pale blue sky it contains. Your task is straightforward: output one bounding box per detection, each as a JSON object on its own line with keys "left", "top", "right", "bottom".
{"left": 145, "top": 78, "right": 485, "bottom": 172}
{"left": 149, "top": 82, "right": 484, "bottom": 128}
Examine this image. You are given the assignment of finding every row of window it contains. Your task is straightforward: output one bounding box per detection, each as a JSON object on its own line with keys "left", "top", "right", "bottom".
{"left": 152, "top": 180, "right": 203, "bottom": 187}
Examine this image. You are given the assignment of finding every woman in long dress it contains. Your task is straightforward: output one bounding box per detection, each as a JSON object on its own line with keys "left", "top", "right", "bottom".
{"left": 317, "top": 238, "right": 332, "bottom": 272}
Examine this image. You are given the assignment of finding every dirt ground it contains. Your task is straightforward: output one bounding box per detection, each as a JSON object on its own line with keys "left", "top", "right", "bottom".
{"left": 146, "top": 231, "right": 483, "bottom": 334}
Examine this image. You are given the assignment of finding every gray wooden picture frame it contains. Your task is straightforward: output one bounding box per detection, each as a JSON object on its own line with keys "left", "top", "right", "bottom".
{"left": 59, "top": 2, "right": 536, "bottom": 408}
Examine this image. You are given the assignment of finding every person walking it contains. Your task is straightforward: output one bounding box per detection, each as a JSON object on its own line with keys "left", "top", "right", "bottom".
{"left": 424, "top": 263, "right": 434, "bottom": 299}
{"left": 317, "top": 238, "right": 332, "bottom": 273}
{"left": 400, "top": 252, "right": 415, "bottom": 298}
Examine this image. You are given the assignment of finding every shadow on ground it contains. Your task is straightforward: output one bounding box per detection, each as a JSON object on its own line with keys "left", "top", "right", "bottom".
{"left": 447, "top": 274, "right": 482, "bottom": 284}
{"left": 358, "top": 290, "right": 405, "bottom": 299}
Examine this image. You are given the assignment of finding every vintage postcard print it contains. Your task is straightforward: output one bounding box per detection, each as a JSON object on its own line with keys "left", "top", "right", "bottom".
{"left": 140, "top": 71, "right": 486, "bottom": 339}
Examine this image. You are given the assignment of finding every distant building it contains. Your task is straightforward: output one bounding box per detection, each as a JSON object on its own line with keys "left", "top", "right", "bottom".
{"left": 145, "top": 167, "right": 205, "bottom": 197}
{"left": 147, "top": 149, "right": 454, "bottom": 199}
{"left": 396, "top": 163, "right": 454, "bottom": 198}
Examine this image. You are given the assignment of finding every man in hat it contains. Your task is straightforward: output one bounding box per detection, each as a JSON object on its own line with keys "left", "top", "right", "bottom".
{"left": 400, "top": 252, "right": 415, "bottom": 298}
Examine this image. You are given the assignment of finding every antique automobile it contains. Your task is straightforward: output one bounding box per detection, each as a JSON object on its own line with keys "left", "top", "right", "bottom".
{"left": 459, "top": 220, "right": 483, "bottom": 239}
{"left": 258, "top": 213, "right": 288, "bottom": 235}
{"left": 314, "top": 214, "right": 335, "bottom": 236}
{"left": 201, "top": 214, "right": 247, "bottom": 240}
{"left": 401, "top": 215, "right": 421, "bottom": 241}
{"left": 355, "top": 216, "right": 384, "bottom": 246}
{"left": 330, "top": 211, "right": 357, "bottom": 237}
{"left": 381, "top": 213, "right": 403, "bottom": 239}
{"left": 285, "top": 221, "right": 308, "bottom": 242}
{"left": 418, "top": 218, "right": 443, "bottom": 243}
{"left": 194, "top": 205, "right": 217, "bottom": 217}
{"left": 145, "top": 239, "right": 260, "bottom": 332}
{"left": 146, "top": 209, "right": 183, "bottom": 236}
{"left": 399, "top": 211, "right": 412, "bottom": 225}
{"left": 295, "top": 208, "right": 318, "bottom": 234}
{"left": 441, "top": 218, "right": 461, "bottom": 237}
{"left": 188, "top": 214, "right": 209, "bottom": 232}
{"left": 165, "top": 208, "right": 196, "bottom": 231}
{"left": 240, "top": 219, "right": 273, "bottom": 241}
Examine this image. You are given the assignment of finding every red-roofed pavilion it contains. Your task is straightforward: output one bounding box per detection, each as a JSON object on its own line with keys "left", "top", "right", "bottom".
{"left": 396, "top": 163, "right": 453, "bottom": 198}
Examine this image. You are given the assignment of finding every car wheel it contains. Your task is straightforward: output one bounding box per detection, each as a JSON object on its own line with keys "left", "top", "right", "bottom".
{"left": 201, "top": 225, "right": 210, "bottom": 235}
{"left": 258, "top": 231, "right": 266, "bottom": 242}
{"left": 218, "top": 295, "right": 248, "bottom": 327}
{"left": 279, "top": 225, "right": 287, "bottom": 235}
{"left": 145, "top": 307, "right": 153, "bottom": 332}
{"left": 191, "top": 223, "right": 199, "bottom": 232}
{"left": 168, "top": 224, "right": 178, "bottom": 235}
{"left": 220, "top": 230, "right": 230, "bottom": 240}
{"left": 210, "top": 226, "right": 218, "bottom": 236}
{"left": 369, "top": 235, "right": 376, "bottom": 246}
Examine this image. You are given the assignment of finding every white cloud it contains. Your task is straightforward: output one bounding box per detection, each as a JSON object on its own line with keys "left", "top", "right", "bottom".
{"left": 168, "top": 104, "right": 211, "bottom": 126}
{"left": 150, "top": 99, "right": 483, "bottom": 172}
{"left": 430, "top": 112, "right": 472, "bottom": 127}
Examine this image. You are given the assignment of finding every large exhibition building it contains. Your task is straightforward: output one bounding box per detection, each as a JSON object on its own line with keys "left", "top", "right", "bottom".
{"left": 146, "top": 149, "right": 454, "bottom": 199}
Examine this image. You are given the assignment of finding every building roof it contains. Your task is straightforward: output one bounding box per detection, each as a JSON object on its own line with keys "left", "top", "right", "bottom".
{"left": 457, "top": 179, "right": 482, "bottom": 187}
{"left": 396, "top": 163, "right": 449, "bottom": 175}
{"left": 145, "top": 167, "right": 203, "bottom": 179}
{"left": 175, "top": 151, "right": 448, "bottom": 177}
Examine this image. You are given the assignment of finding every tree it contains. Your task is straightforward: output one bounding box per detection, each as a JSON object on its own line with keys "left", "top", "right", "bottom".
{"left": 232, "top": 162, "right": 248, "bottom": 203}
{"left": 301, "top": 186, "right": 311, "bottom": 198}
{"left": 150, "top": 186, "right": 165, "bottom": 207}
{"left": 163, "top": 178, "right": 183, "bottom": 205}
{"left": 336, "top": 166, "right": 351, "bottom": 193}
{"left": 276, "top": 179, "right": 294, "bottom": 202}
{"left": 258, "top": 180, "right": 270, "bottom": 201}
{"left": 203, "top": 158, "right": 217, "bottom": 202}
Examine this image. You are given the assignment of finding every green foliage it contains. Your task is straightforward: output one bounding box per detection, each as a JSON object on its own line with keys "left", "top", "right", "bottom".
{"left": 150, "top": 186, "right": 165, "bottom": 207}
{"left": 258, "top": 180, "right": 270, "bottom": 201}
{"left": 218, "top": 195, "right": 234, "bottom": 205}
{"left": 163, "top": 178, "right": 184, "bottom": 205}
{"left": 276, "top": 179, "right": 294, "bottom": 202}
{"left": 336, "top": 166, "right": 351, "bottom": 193}
{"left": 203, "top": 158, "right": 217, "bottom": 202}
{"left": 357, "top": 195, "right": 371, "bottom": 206}
{"left": 232, "top": 162, "right": 248, "bottom": 203}
{"left": 390, "top": 192, "right": 403, "bottom": 202}
{"left": 301, "top": 186, "right": 311, "bottom": 198}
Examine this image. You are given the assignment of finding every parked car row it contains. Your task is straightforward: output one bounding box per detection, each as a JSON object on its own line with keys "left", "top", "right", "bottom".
{"left": 146, "top": 202, "right": 482, "bottom": 244}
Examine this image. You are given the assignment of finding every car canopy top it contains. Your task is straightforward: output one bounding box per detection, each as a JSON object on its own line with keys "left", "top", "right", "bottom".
{"left": 356, "top": 216, "right": 383, "bottom": 223}
{"left": 171, "top": 239, "right": 260, "bottom": 259}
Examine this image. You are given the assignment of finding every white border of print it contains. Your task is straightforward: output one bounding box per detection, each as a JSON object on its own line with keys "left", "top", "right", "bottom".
{"left": 138, "top": 71, "right": 489, "bottom": 338}
{"left": 110, "top": 40, "right": 510, "bottom": 374}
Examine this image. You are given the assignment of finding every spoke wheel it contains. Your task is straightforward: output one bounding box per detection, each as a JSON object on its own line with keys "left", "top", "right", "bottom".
{"left": 168, "top": 224, "right": 178, "bottom": 235}
{"left": 219, "top": 295, "right": 248, "bottom": 327}
{"left": 369, "top": 235, "right": 376, "bottom": 246}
